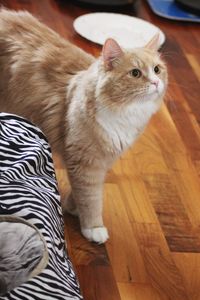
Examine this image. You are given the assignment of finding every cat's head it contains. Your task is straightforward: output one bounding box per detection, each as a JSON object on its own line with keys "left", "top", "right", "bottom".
{"left": 96, "top": 34, "right": 167, "bottom": 109}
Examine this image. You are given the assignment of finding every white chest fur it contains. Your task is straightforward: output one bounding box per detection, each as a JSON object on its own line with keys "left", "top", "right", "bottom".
{"left": 96, "top": 100, "right": 159, "bottom": 153}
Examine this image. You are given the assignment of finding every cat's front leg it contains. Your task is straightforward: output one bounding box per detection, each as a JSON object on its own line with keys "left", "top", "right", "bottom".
{"left": 78, "top": 182, "right": 109, "bottom": 244}
{"left": 63, "top": 192, "right": 79, "bottom": 216}
{"left": 66, "top": 168, "right": 109, "bottom": 244}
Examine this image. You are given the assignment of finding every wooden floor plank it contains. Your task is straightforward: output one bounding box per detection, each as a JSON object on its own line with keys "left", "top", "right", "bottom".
{"left": 143, "top": 173, "right": 200, "bottom": 252}
{"left": 108, "top": 156, "right": 159, "bottom": 223}
{"left": 173, "top": 253, "right": 200, "bottom": 300}
{"left": 166, "top": 72, "right": 200, "bottom": 173}
{"left": 76, "top": 265, "right": 121, "bottom": 300}
{"left": 186, "top": 54, "right": 200, "bottom": 82}
{"left": 118, "top": 283, "right": 168, "bottom": 300}
{"left": 104, "top": 183, "right": 148, "bottom": 283}
{"left": 118, "top": 178, "right": 158, "bottom": 224}
{"left": 151, "top": 107, "right": 200, "bottom": 225}
{"left": 133, "top": 223, "right": 189, "bottom": 300}
{"left": 165, "top": 37, "right": 200, "bottom": 122}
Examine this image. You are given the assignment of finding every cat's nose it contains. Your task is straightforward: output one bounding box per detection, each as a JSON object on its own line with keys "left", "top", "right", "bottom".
{"left": 151, "top": 80, "right": 159, "bottom": 88}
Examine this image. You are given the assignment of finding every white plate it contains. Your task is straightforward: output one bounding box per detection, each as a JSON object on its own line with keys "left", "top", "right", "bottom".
{"left": 73, "top": 12, "right": 165, "bottom": 49}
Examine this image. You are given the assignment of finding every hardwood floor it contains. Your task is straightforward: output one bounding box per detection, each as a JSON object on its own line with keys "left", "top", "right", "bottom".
{"left": 2, "top": 0, "right": 200, "bottom": 299}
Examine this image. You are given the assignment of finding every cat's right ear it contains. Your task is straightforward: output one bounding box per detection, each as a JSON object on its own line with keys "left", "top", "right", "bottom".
{"left": 145, "top": 33, "right": 160, "bottom": 51}
{"left": 102, "top": 38, "right": 124, "bottom": 71}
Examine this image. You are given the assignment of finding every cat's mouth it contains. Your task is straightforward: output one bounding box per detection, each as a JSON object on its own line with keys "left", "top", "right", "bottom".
{"left": 137, "top": 88, "right": 164, "bottom": 103}
{"left": 148, "top": 85, "right": 164, "bottom": 97}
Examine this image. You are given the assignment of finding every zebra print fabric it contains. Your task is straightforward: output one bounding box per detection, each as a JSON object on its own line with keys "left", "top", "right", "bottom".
{"left": 0, "top": 113, "right": 83, "bottom": 300}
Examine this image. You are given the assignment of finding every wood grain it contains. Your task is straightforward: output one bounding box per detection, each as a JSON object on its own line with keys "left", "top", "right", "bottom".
{"left": 173, "top": 253, "right": 200, "bottom": 300}
{"left": 2, "top": 0, "right": 200, "bottom": 299}
{"left": 118, "top": 283, "right": 168, "bottom": 300}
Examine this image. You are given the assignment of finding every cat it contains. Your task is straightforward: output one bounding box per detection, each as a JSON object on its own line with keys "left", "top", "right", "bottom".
{"left": 0, "top": 9, "right": 168, "bottom": 243}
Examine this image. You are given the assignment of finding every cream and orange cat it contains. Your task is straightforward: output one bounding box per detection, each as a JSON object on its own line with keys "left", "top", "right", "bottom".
{"left": 0, "top": 9, "right": 167, "bottom": 243}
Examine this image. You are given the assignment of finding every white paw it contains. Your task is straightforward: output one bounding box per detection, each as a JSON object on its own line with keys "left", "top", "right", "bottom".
{"left": 81, "top": 227, "right": 109, "bottom": 244}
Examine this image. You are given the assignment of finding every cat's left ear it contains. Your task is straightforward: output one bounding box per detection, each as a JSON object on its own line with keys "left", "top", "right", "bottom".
{"left": 102, "top": 38, "right": 124, "bottom": 70}
{"left": 145, "top": 33, "right": 160, "bottom": 51}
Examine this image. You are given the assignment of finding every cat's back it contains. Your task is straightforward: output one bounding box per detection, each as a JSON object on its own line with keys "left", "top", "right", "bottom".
{"left": 0, "top": 9, "right": 63, "bottom": 52}
{"left": 0, "top": 9, "right": 95, "bottom": 149}
{"left": 0, "top": 8, "right": 94, "bottom": 73}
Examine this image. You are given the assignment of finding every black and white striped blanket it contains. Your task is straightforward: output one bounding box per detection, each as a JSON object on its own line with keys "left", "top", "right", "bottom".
{"left": 0, "top": 113, "right": 82, "bottom": 300}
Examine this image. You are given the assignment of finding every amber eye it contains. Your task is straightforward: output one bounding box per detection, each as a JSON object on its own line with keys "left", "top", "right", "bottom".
{"left": 154, "top": 65, "right": 160, "bottom": 74}
{"left": 130, "top": 69, "right": 142, "bottom": 78}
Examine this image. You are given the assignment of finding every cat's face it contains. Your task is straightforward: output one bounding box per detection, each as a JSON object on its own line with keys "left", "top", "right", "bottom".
{"left": 97, "top": 35, "right": 167, "bottom": 108}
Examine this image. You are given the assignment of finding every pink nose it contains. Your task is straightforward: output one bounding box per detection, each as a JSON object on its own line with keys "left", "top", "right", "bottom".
{"left": 151, "top": 80, "right": 159, "bottom": 88}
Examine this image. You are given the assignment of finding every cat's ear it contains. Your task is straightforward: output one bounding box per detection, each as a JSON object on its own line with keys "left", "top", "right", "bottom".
{"left": 145, "top": 33, "right": 160, "bottom": 51}
{"left": 102, "top": 38, "right": 124, "bottom": 70}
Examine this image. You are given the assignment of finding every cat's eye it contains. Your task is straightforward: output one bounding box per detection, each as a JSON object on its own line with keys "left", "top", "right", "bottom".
{"left": 154, "top": 65, "right": 160, "bottom": 74}
{"left": 130, "top": 69, "right": 142, "bottom": 78}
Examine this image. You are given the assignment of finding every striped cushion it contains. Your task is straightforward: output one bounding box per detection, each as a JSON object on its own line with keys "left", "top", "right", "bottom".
{"left": 0, "top": 113, "right": 83, "bottom": 300}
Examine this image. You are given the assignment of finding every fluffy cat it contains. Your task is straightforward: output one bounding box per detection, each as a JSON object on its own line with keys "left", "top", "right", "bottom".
{"left": 0, "top": 9, "right": 167, "bottom": 243}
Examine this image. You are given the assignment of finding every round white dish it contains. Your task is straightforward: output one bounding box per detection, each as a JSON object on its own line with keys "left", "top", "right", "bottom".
{"left": 73, "top": 12, "right": 165, "bottom": 48}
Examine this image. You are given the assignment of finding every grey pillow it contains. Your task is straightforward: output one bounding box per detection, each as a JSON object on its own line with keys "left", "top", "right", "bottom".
{"left": 0, "top": 219, "right": 48, "bottom": 295}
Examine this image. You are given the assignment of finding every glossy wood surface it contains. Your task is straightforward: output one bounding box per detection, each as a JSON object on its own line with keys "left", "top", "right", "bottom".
{"left": 2, "top": 0, "right": 200, "bottom": 299}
